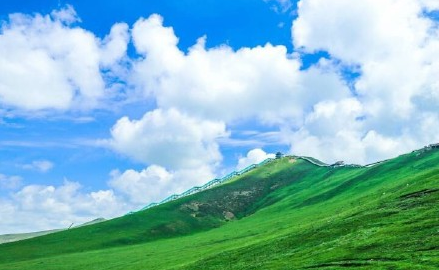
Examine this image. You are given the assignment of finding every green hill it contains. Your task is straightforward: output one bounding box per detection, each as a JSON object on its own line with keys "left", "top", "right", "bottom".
{"left": 0, "top": 149, "right": 438, "bottom": 270}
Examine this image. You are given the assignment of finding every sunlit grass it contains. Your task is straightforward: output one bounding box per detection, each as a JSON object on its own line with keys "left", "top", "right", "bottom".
{"left": 0, "top": 150, "right": 438, "bottom": 269}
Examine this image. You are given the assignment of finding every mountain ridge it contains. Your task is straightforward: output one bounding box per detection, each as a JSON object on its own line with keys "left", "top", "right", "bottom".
{"left": 0, "top": 147, "right": 437, "bottom": 269}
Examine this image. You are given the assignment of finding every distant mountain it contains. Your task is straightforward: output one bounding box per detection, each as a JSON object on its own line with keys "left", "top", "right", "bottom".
{"left": 75, "top": 217, "right": 106, "bottom": 228}
{"left": 0, "top": 148, "right": 437, "bottom": 269}
{"left": 0, "top": 218, "right": 106, "bottom": 245}
{"left": 0, "top": 229, "right": 62, "bottom": 245}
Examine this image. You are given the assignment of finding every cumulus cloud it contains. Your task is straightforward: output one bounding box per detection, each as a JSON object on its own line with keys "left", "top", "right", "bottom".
{"left": 109, "top": 164, "right": 214, "bottom": 205}
{"left": 109, "top": 165, "right": 172, "bottom": 204}
{"left": 0, "top": 180, "right": 128, "bottom": 234}
{"left": 105, "top": 108, "right": 227, "bottom": 204}
{"left": 104, "top": 107, "right": 228, "bottom": 205}
{"left": 286, "top": 0, "right": 439, "bottom": 163}
{"left": 21, "top": 160, "right": 54, "bottom": 173}
{"left": 293, "top": 0, "right": 439, "bottom": 116}
{"left": 293, "top": 0, "right": 437, "bottom": 115}
{"left": 236, "top": 149, "right": 275, "bottom": 170}
{"left": 0, "top": 6, "right": 129, "bottom": 111}
{"left": 131, "top": 14, "right": 350, "bottom": 125}
{"left": 50, "top": 4, "right": 80, "bottom": 24}
{"left": 100, "top": 23, "right": 130, "bottom": 68}
{"left": 126, "top": 10, "right": 439, "bottom": 165}
{"left": 108, "top": 108, "right": 228, "bottom": 170}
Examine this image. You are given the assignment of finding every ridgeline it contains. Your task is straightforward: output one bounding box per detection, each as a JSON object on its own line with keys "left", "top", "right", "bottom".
{"left": 0, "top": 148, "right": 438, "bottom": 270}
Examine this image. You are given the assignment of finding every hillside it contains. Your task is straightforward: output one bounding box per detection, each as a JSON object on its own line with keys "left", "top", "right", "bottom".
{"left": 0, "top": 149, "right": 438, "bottom": 269}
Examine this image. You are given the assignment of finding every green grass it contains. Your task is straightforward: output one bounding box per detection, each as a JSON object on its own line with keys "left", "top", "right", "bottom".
{"left": 0, "top": 150, "right": 438, "bottom": 269}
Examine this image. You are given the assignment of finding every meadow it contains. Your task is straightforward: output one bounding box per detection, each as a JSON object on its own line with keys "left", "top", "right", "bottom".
{"left": 0, "top": 149, "right": 437, "bottom": 269}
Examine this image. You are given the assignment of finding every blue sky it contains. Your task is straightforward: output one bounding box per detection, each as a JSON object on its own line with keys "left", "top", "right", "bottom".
{"left": 1, "top": 0, "right": 439, "bottom": 233}
{"left": 0, "top": 0, "right": 295, "bottom": 50}
{"left": 0, "top": 0, "right": 293, "bottom": 193}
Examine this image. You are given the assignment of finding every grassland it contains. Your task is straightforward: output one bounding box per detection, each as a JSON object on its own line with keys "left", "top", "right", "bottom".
{"left": 0, "top": 149, "right": 438, "bottom": 269}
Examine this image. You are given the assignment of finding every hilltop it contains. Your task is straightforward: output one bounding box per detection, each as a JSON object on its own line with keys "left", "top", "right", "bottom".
{"left": 0, "top": 148, "right": 438, "bottom": 269}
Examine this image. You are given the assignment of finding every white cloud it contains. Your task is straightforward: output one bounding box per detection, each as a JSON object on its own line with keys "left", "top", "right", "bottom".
{"left": 106, "top": 107, "right": 227, "bottom": 206}
{"left": 22, "top": 160, "right": 54, "bottom": 173}
{"left": 292, "top": 0, "right": 439, "bottom": 116}
{"left": 302, "top": 98, "right": 363, "bottom": 138}
{"left": 293, "top": 0, "right": 428, "bottom": 63}
{"left": 0, "top": 174, "right": 22, "bottom": 190}
{"left": 236, "top": 149, "right": 275, "bottom": 170}
{"left": 285, "top": 97, "right": 433, "bottom": 164}
{"left": 108, "top": 108, "right": 228, "bottom": 170}
{"left": 50, "top": 4, "right": 80, "bottom": 24}
{"left": 109, "top": 164, "right": 214, "bottom": 205}
{"left": 109, "top": 165, "right": 172, "bottom": 204}
{"left": 419, "top": 0, "right": 439, "bottom": 11}
{"left": 131, "top": 14, "right": 350, "bottom": 125}
{"left": 100, "top": 23, "right": 130, "bottom": 68}
{"left": 126, "top": 11, "right": 439, "bottom": 166}
{"left": 0, "top": 180, "right": 128, "bottom": 234}
{"left": 286, "top": 0, "right": 439, "bottom": 163}
{"left": 0, "top": 6, "right": 129, "bottom": 111}
{"left": 292, "top": 0, "right": 439, "bottom": 115}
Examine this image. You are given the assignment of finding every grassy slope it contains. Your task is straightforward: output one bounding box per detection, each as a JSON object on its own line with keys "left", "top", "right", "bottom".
{"left": 0, "top": 150, "right": 438, "bottom": 269}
